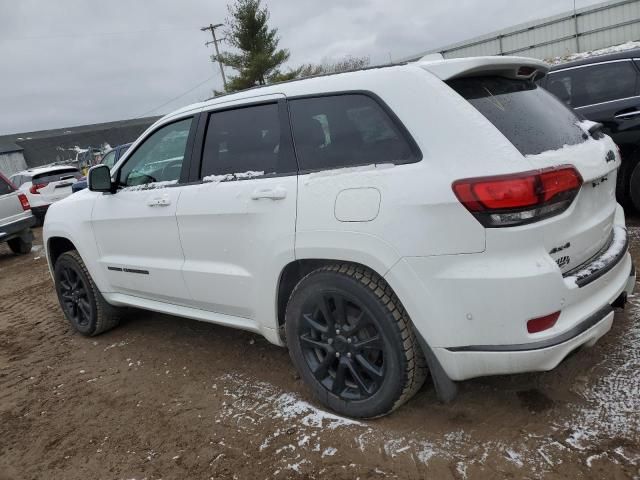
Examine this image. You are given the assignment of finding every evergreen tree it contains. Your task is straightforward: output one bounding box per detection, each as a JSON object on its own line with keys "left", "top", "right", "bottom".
{"left": 217, "top": 0, "right": 290, "bottom": 92}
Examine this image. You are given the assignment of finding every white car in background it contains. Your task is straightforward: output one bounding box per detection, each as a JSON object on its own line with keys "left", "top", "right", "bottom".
{"left": 43, "top": 56, "right": 636, "bottom": 418}
{"left": 10, "top": 166, "right": 81, "bottom": 224}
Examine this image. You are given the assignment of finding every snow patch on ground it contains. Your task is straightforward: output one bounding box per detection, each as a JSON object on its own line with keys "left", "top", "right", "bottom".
{"left": 548, "top": 41, "right": 640, "bottom": 65}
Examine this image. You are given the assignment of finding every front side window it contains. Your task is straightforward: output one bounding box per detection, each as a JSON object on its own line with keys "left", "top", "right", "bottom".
{"left": 118, "top": 118, "right": 192, "bottom": 187}
{"left": 201, "top": 103, "right": 293, "bottom": 178}
{"left": 289, "top": 94, "right": 418, "bottom": 171}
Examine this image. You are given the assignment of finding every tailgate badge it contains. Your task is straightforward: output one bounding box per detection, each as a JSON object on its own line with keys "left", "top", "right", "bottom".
{"left": 605, "top": 150, "right": 615, "bottom": 163}
{"left": 549, "top": 242, "right": 571, "bottom": 255}
{"left": 556, "top": 256, "right": 571, "bottom": 269}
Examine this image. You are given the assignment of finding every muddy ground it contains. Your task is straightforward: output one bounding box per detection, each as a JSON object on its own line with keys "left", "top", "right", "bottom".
{"left": 0, "top": 228, "right": 639, "bottom": 480}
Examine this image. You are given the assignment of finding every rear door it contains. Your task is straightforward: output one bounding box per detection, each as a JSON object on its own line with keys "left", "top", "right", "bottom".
{"left": 32, "top": 168, "right": 81, "bottom": 203}
{"left": 547, "top": 59, "right": 640, "bottom": 146}
{"left": 449, "top": 76, "right": 620, "bottom": 273}
{"left": 176, "top": 97, "right": 298, "bottom": 321}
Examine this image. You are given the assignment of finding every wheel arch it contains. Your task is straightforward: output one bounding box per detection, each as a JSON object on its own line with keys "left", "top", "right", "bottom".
{"left": 47, "top": 236, "right": 77, "bottom": 269}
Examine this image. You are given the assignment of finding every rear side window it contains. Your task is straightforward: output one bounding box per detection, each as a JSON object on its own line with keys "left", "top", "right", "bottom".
{"left": 289, "top": 94, "right": 418, "bottom": 171}
{"left": 0, "top": 175, "right": 14, "bottom": 195}
{"left": 548, "top": 61, "right": 638, "bottom": 108}
{"left": 448, "top": 76, "right": 586, "bottom": 156}
{"left": 201, "top": 103, "right": 295, "bottom": 178}
{"left": 33, "top": 168, "right": 81, "bottom": 184}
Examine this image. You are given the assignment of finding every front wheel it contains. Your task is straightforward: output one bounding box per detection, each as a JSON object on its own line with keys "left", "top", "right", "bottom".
{"left": 53, "top": 251, "right": 122, "bottom": 336}
{"left": 285, "top": 264, "right": 427, "bottom": 418}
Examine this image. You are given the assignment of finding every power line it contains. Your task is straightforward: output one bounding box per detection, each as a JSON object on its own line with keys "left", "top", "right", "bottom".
{"left": 4, "top": 26, "right": 195, "bottom": 42}
{"left": 136, "top": 75, "right": 216, "bottom": 118}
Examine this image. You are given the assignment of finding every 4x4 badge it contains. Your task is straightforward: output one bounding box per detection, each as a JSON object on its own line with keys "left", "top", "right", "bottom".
{"left": 605, "top": 150, "right": 616, "bottom": 163}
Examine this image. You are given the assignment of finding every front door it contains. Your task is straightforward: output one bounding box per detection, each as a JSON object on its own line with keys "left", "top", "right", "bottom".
{"left": 176, "top": 98, "right": 298, "bottom": 326}
{"left": 92, "top": 116, "right": 197, "bottom": 303}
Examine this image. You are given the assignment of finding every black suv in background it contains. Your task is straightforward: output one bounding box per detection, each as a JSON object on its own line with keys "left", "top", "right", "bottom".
{"left": 538, "top": 49, "right": 640, "bottom": 210}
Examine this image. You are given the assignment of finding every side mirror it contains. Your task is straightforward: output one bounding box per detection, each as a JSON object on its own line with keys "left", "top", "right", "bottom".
{"left": 88, "top": 164, "right": 114, "bottom": 193}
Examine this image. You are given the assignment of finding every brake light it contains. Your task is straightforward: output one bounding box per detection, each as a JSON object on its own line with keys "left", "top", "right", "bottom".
{"left": 17, "top": 193, "right": 31, "bottom": 211}
{"left": 527, "top": 311, "right": 560, "bottom": 334}
{"left": 452, "top": 166, "right": 582, "bottom": 227}
{"left": 29, "top": 182, "right": 48, "bottom": 194}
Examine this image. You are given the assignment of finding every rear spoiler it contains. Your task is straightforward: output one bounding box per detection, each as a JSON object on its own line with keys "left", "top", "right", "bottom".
{"left": 417, "top": 56, "right": 549, "bottom": 81}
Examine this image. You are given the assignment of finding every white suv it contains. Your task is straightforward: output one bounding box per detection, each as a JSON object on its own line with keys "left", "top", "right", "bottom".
{"left": 43, "top": 56, "right": 636, "bottom": 418}
{"left": 11, "top": 165, "right": 81, "bottom": 224}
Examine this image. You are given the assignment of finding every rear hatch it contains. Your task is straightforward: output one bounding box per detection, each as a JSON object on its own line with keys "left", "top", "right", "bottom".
{"left": 447, "top": 75, "right": 619, "bottom": 274}
{"left": 31, "top": 168, "right": 81, "bottom": 203}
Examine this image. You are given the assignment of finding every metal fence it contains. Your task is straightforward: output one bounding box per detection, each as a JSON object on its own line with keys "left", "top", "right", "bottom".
{"left": 403, "top": 0, "right": 640, "bottom": 61}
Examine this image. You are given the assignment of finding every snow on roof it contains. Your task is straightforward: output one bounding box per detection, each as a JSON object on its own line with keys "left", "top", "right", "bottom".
{"left": 548, "top": 40, "right": 640, "bottom": 66}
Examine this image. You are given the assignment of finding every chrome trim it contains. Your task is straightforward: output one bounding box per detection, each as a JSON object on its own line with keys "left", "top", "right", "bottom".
{"left": 615, "top": 110, "right": 640, "bottom": 119}
{"left": 574, "top": 95, "right": 640, "bottom": 110}
{"left": 550, "top": 58, "right": 634, "bottom": 73}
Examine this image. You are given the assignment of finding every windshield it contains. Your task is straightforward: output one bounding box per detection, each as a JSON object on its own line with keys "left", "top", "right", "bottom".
{"left": 447, "top": 76, "right": 587, "bottom": 156}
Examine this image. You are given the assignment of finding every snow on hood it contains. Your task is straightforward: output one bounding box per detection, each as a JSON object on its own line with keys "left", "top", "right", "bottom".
{"left": 548, "top": 40, "right": 640, "bottom": 65}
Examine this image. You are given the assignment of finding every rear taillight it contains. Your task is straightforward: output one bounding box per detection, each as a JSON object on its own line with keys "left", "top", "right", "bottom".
{"left": 527, "top": 311, "right": 560, "bottom": 334}
{"left": 17, "top": 193, "right": 31, "bottom": 211}
{"left": 29, "top": 182, "right": 48, "bottom": 194}
{"left": 452, "top": 166, "right": 582, "bottom": 227}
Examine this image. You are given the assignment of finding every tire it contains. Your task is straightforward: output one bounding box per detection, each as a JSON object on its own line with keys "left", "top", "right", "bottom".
{"left": 629, "top": 162, "right": 640, "bottom": 213}
{"left": 7, "top": 237, "right": 32, "bottom": 255}
{"left": 285, "top": 263, "right": 427, "bottom": 418}
{"left": 53, "top": 250, "right": 121, "bottom": 336}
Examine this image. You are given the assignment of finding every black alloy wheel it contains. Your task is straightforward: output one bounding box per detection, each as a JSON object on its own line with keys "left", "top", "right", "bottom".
{"left": 298, "top": 291, "right": 385, "bottom": 400}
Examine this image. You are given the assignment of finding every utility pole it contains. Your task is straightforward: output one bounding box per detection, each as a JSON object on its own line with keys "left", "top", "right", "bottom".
{"left": 201, "top": 23, "right": 227, "bottom": 90}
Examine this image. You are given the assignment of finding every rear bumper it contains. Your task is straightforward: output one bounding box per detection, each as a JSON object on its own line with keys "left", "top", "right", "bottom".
{"left": 31, "top": 204, "right": 50, "bottom": 218}
{"left": 385, "top": 206, "right": 635, "bottom": 381}
{"left": 0, "top": 214, "right": 36, "bottom": 243}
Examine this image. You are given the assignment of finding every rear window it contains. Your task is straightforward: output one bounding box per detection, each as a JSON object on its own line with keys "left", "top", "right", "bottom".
{"left": 0, "top": 175, "right": 14, "bottom": 195}
{"left": 33, "top": 168, "right": 81, "bottom": 184}
{"left": 447, "top": 76, "right": 586, "bottom": 156}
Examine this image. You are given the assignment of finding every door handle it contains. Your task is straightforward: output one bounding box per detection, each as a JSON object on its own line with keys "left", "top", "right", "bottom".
{"left": 251, "top": 187, "right": 287, "bottom": 200}
{"left": 147, "top": 196, "right": 171, "bottom": 207}
{"left": 614, "top": 110, "right": 640, "bottom": 120}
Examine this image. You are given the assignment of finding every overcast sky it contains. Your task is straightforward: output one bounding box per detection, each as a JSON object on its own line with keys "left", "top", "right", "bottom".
{"left": 0, "top": 0, "right": 605, "bottom": 135}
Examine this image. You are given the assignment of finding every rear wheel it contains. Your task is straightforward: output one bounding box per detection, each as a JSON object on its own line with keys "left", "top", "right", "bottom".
{"left": 54, "top": 251, "right": 122, "bottom": 336}
{"left": 285, "top": 263, "right": 427, "bottom": 418}
{"left": 7, "top": 237, "right": 32, "bottom": 255}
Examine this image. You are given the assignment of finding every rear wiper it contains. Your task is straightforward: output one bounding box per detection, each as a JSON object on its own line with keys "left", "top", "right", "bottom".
{"left": 588, "top": 122, "right": 605, "bottom": 140}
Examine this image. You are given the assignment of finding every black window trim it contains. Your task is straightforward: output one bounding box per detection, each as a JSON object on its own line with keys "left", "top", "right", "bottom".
{"left": 113, "top": 113, "right": 200, "bottom": 189}
{"left": 187, "top": 98, "right": 298, "bottom": 184}
{"left": 285, "top": 89, "right": 423, "bottom": 175}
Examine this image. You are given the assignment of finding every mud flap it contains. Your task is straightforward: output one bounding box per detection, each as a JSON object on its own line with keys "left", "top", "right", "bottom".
{"left": 414, "top": 328, "right": 458, "bottom": 403}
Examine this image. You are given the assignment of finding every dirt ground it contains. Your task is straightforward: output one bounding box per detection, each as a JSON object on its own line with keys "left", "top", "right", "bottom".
{"left": 0, "top": 228, "right": 639, "bottom": 480}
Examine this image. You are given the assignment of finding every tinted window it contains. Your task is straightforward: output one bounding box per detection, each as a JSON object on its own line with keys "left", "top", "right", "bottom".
{"left": 119, "top": 118, "right": 192, "bottom": 187}
{"left": 289, "top": 94, "right": 417, "bottom": 171}
{"left": 33, "top": 168, "right": 81, "bottom": 183}
{"left": 548, "top": 61, "right": 638, "bottom": 108}
{"left": 0, "top": 175, "right": 14, "bottom": 195}
{"left": 448, "top": 76, "right": 586, "bottom": 156}
{"left": 201, "top": 103, "right": 293, "bottom": 178}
